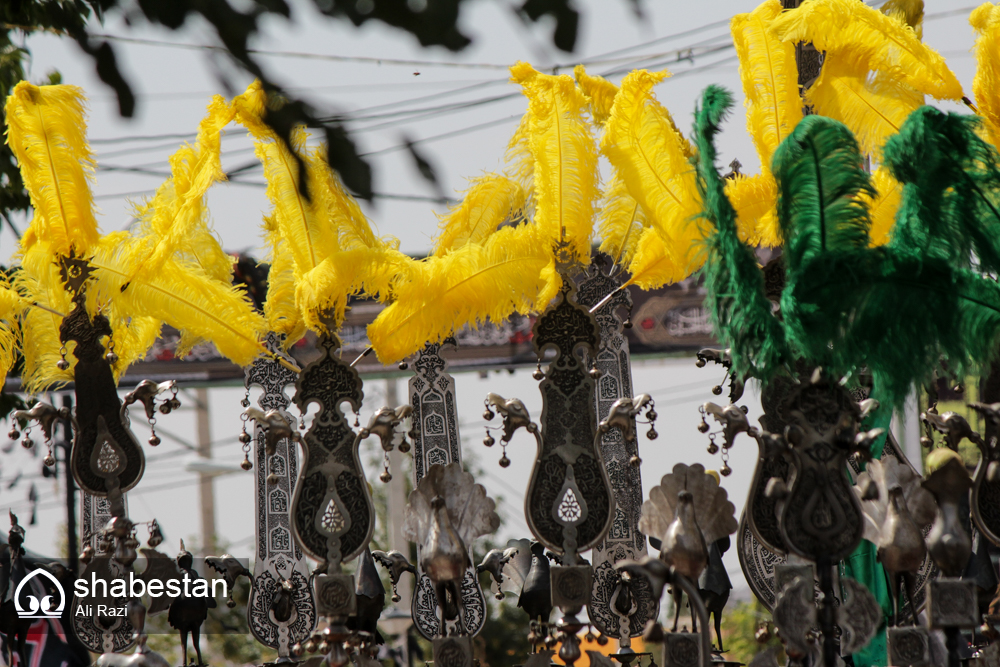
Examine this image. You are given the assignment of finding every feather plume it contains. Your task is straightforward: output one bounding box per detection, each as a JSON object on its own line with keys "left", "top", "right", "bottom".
{"left": 696, "top": 87, "right": 789, "bottom": 379}
{"left": 725, "top": 172, "right": 779, "bottom": 247}
{"left": 233, "top": 82, "right": 406, "bottom": 332}
{"left": 510, "top": 62, "right": 598, "bottom": 264}
{"left": 261, "top": 213, "right": 304, "bottom": 342}
{"left": 622, "top": 228, "right": 682, "bottom": 291}
{"left": 90, "top": 233, "right": 266, "bottom": 367}
{"left": 772, "top": 114, "right": 876, "bottom": 274}
{"left": 881, "top": 0, "right": 924, "bottom": 38}
{"left": 804, "top": 59, "right": 923, "bottom": 157}
{"left": 434, "top": 174, "right": 526, "bottom": 256}
{"left": 769, "top": 0, "right": 963, "bottom": 101}
{"left": 14, "top": 245, "right": 76, "bottom": 392}
{"left": 972, "top": 3, "right": 1000, "bottom": 150}
{"left": 505, "top": 113, "right": 535, "bottom": 194}
{"left": 367, "top": 224, "right": 555, "bottom": 364}
{"left": 598, "top": 174, "right": 648, "bottom": 268}
{"left": 124, "top": 95, "right": 236, "bottom": 286}
{"left": 864, "top": 167, "right": 902, "bottom": 246}
{"left": 573, "top": 65, "right": 620, "bottom": 126}
{"left": 5, "top": 82, "right": 100, "bottom": 258}
{"left": 604, "top": 70, "right": 705, "bottom": 286}
{"left": 731, "top": 0, "right": 803, "bottom": 169}
{"left": 0, "top": 275, "right": 27, "bottom": 392}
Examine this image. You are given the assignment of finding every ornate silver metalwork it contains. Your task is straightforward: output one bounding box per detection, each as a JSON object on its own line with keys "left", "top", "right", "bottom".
{"left": 965, "top": 402, "right": 1000, "bottom": 547}
{"left": 927, "top": 579, "right": 979, "bottom": 629}
{"left": 432, "top": 636, "right": 474, "bottom": 667}
{"left": 287, "top": 335, "right": 370, "bottom": 571}
{"left": 408, "top": 341, "right": 487, "bottom": 639}
{"left": 888, "top": 626, "right": 932, "bottom": 667}
{"left": 576, "top": 266, "right": 658, "bottom": 643}
{"left": 486, "top": 280, "right": 614, "bottom": 563}
{"left": 245, "top": 335, "right": 317, "bottom": 656}
{"left": 402, "top": 463, "right": 499, "bottom": 636}
{"left": 662, "top": 633, "right": 702, "bottom": 667}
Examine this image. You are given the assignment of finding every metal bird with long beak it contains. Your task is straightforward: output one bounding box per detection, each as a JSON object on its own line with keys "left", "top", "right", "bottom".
{"left": 402, "top": 463, "right": 499, "bottom": 635}
{"left": 205, "top": 554, "right": 253, "bottom": 608}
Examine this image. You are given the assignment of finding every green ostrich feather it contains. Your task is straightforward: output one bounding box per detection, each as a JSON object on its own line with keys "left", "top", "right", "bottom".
{"left": 695, "top": 86, "right": 1000, "bottom": 409}
{"left": 695, "top": 85, "right": 790, "bottom": 382}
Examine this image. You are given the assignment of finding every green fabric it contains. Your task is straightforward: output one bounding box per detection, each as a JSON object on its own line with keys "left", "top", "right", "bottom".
{"left": 842, "top": 395, "right": 893, "bottom": 667}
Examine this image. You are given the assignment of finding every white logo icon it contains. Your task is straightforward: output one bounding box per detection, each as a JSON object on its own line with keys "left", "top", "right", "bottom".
{"left": 14, "top": 568, "right": 65, "bottom": 619}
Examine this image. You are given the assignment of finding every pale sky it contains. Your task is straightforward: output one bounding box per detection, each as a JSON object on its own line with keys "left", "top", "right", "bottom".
{"left": 0, "top": 0, "right": 986, "bottom": 611}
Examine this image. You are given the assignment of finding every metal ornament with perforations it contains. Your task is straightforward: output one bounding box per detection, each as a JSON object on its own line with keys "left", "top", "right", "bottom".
{"left": 576, "top": 265, "right": 658, "bottom": 648}
{"left": 408, "top": 340, "right": 487, "bottom": 639}
{"left": 245, "top": 335, "right": 317, "bottom": 657}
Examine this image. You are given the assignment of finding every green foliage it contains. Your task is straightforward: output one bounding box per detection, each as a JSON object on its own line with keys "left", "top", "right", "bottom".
{"left": 720, "top": 601, "right": 785, "bottom": 666}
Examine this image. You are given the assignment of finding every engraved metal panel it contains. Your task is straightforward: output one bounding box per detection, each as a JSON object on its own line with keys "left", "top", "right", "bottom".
{"left": 246, "top": 335, "right": 317, "bottom": 655}
{"left": 408, "top": 341, "right": 486, "bottom": 639}
{"left": 526, "top": 281, "right": 614, "bottom": 558}
{"left": 576, "top": 267, "right": 657, "bottom": 640}
{"left": 290, "top": 335, "right": 373, "bottom": 570}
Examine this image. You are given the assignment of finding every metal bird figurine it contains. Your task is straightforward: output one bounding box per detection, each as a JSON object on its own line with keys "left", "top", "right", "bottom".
{"left": 348, "top": 548, "right": 386, "bottom": 644}
{"left": 167, "top": 541, "right": 216, "bottom": 666}
{"left": 476, "top": 547, "right": 518, "bottom": 600}
{"left": 241, "top": 407, "right": 300, "bottom": 457}
{"left": 402, "top": 463, "right": 499, "bottom": 636}
{"left": 371, "top": 550, "right": 416, "bottom": 604}
{"left": 922, "top": 455, "right": 974, "bottom": 578}
{"left": 205, "top": 554, "right": 253, "bottom": 608}
{"left": 638, "top": 463, "right": 738, "bottom": 634}
{"left": 853, "top": 457, "right": 937, "bottom": 626}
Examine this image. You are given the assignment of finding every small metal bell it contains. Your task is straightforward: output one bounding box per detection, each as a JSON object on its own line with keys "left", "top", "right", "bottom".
{"left": 698, "top": 420, "right": 710, "bottom": 433}
{"left": 647, "top": 426, "right": 658, "bottom": 440}
{"left": 721, "top": 463, "right": 732, "bottom": 477}
{"left": 148, "top": 434, "right": 161, "bottom": 446}
{"left": 398, "top": 361, "right": 408, "bottom": 370}
{"left": 532, "top": 368, "right": 544, "bottom": 380}
{"left": 921, "top": 436, "right": 933, "bottom": 448}
{"left": 499, "top": 455, "right": 510, "bottom": 468}
{"left": 647, "top": 409, "right": 657, "bottom": 421}
{"left": 56, "top": 358, "right": 70, "bottom": 371}
{"left": 239, "top": 431, "right": 252, "bottom": 444}
{"left": 589, "top": 367, "right": 601, "bottom": 379}
{"left": 483, "top": 434, "right": 495, "bottom": 447}
{"left": 291, "top": 644, "right": 304, "bottom": 658}
{"left": 226, "top": 598, "right": 236, "bottom": 609}
{"left": 147, "top": 520, "right": 164, "bottom": 547}
{"left": 707, "top": 442, "right": 719, "bottom": 455}
{"left": 712, "top": 385, "right": 723, "bottom": 396}
{"left": 398, "top": 439, "right": 411, "bottom": 454}
{"left": 8, "top": 428, "right": 19, "bottom": 440}
{"left": 380, "top": 470, "right": 392, "bottom": 483}
{"left": 629, "top": 455, "right": 642, "bottom": 467}
{"left": 43, "top": 455, "right": 55, "bottom": 467}
{"left": 267, "top": 473, "right": 279, "bottom": 486}
{"left": 105, "top": 351, "right": 118, "bottom": 364}
{"left": 158, "top": 402, "right": 171, "bottom": 414}
{"left": 483, "top": 408, "right": 495, "bottom": 420}
{"left": 241, "top": 456, "right": 253, "bottom": 471}
{"left": 623, "top": 317, "right": 632, "bottom": 330}
{"left": 241, "top": 397, "right": 251, "bottom": 408}
{"left": 21, "top": 437, "right": 32, "bottom": 449}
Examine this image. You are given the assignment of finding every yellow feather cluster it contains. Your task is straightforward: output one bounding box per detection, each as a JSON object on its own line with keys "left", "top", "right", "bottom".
{"left": 434, "top": 175, "right": 526, "bottom": 256}
{"left": 864, "top": 167, "right": 903, "bottom": 246}
{"left": 805, "top": 59, "right": 924, "bottom": 157}
{"left": 598, "top": 174, "right": 647, "bottom": 268}
{"left": 368, "top": 224, "right": 555, "bottom": 363}
{"left": 127, "top": 95, "right": 237, "bottom": 286}
{"left": 574, "top": 65, "right": 621, "bottom": 126}
{"left": 972, "top": 3, "right": 1000, "bottom": 151}
{"left": 731, "top": 0, "right": 802, "bottom": 170}
{"left": 725, "top": 173, "right": 780, "bottom": 247}
{"left": 882, "top": 0, "right": 924, "bottom": 37}
{"left": 510, "top": 62, "right": 599, "bottom": 264}
{"left": 623, "top": 229, "right": 681, "bottom": 291}
{"left": 232, "top": 82, "right": 408, "bottom": 338}
{"left": 5, "top": 82, "right": 101, "bottom": 258}
{"left": 601, "top": 69, "right": 705, "bottom": 286}
{"left": 770, "top": 0, "right": 963, "bottom": 101}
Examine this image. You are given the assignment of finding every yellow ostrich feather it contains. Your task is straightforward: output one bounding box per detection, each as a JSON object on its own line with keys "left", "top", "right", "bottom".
{"left": 882, "top": 0, "right": 924, "bottom": 38}
{"left": 769, "top": 0, "right": 963, "bottom": 101}
{"left": 863, "top": 167, "right": 902, "bottom": 246}
{"left": 804, "top": 59, "right": 923, "bottom": 157}
{"left": 731, "top": 0, "right": 803, "bottom": 170}
{"left": 603, "top": 69, "right": 705, "bottom": 285}
{"left": 125, "top": 95, "right": 237, "bottom": 286}
{"left": 368, "top": 224, "right": 555, "bottom": 364}
{"left": 725, "top": 173, "right": 779, "bottom": 247}
{"left": 598, "top": 174, "right": 648, "bottom": 268}
{"left": 261, "top": 213, "right": 304, "bottom": 343}
{"left": 233, "top": 81, "right": 407, "bottom": 334}
{"left": 90, "top": 233, "right": 266, "bottom": 367}
{"left": 505, "top": 113, "right": 535, "bottom": 193}
{"left": 574, "top": 65, "right": 620, "bottom": 126}
{"left": 434, "top": 174, "right": 526, "bottom": 256}
{"left": 5, "top": 82, "right": 100, "bottom": 258}
{"left": 622, "top": 228, "right": 683, "bottom": 290}
{"left": 972, "top": 3, "right": 1000, "bottom": 150}
{"left": 510, "top": 62, "right": 599, "bottom": 264}
{"left": 0, "top": 275, "right": 28, "bottom": 392}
